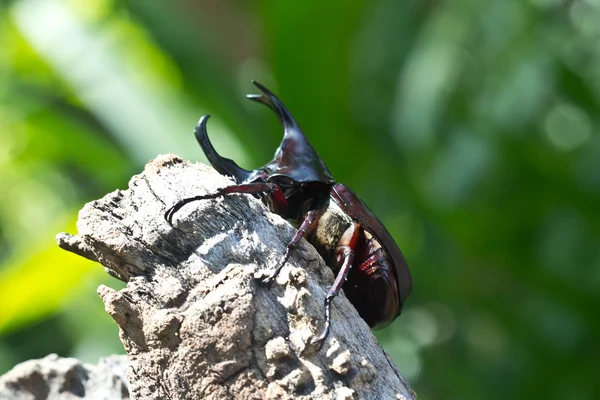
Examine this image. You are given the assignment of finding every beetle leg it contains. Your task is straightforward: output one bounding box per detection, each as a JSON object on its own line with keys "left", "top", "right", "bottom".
{"left": 261, "top": 207, "right": 323, "bottom": 283}
{"left": 310, "top": 223, "right": 361, "bottom": 345}
{"left": 165, "top": 182, "right": 287, "bottom": 226}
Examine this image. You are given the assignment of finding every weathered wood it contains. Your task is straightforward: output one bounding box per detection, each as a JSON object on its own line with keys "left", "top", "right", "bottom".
{"left": 0, "top": 354, "right": 129, "bottom": 399}
{"left": 56, "top": 154, "right": 415, "bottom": 400}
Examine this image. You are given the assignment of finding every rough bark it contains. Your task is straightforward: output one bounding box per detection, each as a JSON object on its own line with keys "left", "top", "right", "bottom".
{"left": 55, "top": 154, "right": 415, "bottom": 400}
{"left": 0, "top": 354, "right": 128, "bottom": 399}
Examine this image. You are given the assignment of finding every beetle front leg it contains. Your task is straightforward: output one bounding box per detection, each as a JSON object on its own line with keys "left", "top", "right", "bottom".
{"left": 311, "top": 223, "right": 361, "bottom": 345}
{"left": 165, "top": 182, "right": 287, "bottom": 226}
{"left": 261, "top": 208, "right": 324, "bottom": 283}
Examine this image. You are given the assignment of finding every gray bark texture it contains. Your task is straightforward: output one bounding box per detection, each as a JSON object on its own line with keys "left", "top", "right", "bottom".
{"left": 54, "top": 154, "right": 415, "bottom": 400}
{"left": 0, "top": 354, "right": 129, "bottom": 400}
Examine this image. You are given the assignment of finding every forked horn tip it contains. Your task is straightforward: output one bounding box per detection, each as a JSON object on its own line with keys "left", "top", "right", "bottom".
{"left": 251, "top": 80, "right": 267, "bottom": 91}
{"left": 246, "top": 93, "right": 262, "bottom": 101}
{"left": 249, "top": 80, "right": 277, "bottom": 98}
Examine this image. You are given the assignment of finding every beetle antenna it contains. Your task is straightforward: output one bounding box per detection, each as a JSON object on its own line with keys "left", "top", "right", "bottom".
{"left": 195, "top": 115, "right": 252, "bottom": 183}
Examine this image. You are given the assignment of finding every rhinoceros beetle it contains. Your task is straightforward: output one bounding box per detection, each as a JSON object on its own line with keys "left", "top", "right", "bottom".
{"left": 165, "top": 81, "right": 412, "bottom": 344}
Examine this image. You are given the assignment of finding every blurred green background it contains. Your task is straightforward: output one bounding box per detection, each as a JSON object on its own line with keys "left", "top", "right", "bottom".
{"left": 1, "top": 0, "right": 598, "bottom": 398}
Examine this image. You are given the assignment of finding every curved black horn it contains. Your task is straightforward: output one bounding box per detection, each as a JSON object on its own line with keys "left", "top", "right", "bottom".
{"left": 246, "top": 81, "right": 302, "bottom": 136}
{"left": 194, "top": 115, "right": 252, "bottom": 183}
{"left": 245, "top": 81, "right": 334, "bottom": 184}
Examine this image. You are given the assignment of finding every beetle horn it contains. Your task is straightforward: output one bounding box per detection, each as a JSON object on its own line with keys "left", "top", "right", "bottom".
{"left": 246, "top": 81, "right": 303, "bottom": 140}
{"left": 246, "top": 81, "right": 335, "bottom": 184}
{"left": 194, "top": 115, "right": 252, "bottom": 183}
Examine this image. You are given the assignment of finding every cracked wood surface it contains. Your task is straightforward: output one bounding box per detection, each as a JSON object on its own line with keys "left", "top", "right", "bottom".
{"left": 0, "top": 354, "right": 129, "bottom": 399}
{"left": 56, "top": 154, "right": 415, "bottom": 400}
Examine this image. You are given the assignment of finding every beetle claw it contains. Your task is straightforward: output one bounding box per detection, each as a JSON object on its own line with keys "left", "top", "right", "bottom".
{"left": 309, "top": 333, "right": 327, "bottom": 346}
{"left": 310, "top": 296, "right": 333, "bottom": 346}
{"left": 164, "top": 192, "right": 223, "bottom": 228}
{"left": 259, "top": 272, "right": 277, "bottom": 284}
{"left": 164, "top": 199, "right": 189, "bottom": 226}
{"left": 259, "top": 262, "right": 285, "bottom": 284}
{"left": 164, "top": 206, "right": 176, "bottom": 227}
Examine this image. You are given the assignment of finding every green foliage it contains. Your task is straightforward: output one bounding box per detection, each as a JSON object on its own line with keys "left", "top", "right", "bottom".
{"left": 1, "top": 0, "right": 598, "bottom": 398}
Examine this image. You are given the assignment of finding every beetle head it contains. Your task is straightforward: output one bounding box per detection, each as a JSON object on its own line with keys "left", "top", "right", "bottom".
{"left": 195, "top": 82, "right": 335, "bottom": 186}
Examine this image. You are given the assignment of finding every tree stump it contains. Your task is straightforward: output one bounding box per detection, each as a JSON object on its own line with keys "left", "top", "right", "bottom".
{"left": 56, "top": 154, "right": 416, "bottom": 400}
